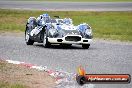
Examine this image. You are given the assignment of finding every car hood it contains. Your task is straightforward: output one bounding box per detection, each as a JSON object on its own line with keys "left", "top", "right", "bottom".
{"left": 58, "top": 24, "right": 79, "bottom": 35}
{"left": 60, "top": 24, "right": 77, "bottom": 30}
{"left": 53, "top": 24, "right": 80, "bottom": 35}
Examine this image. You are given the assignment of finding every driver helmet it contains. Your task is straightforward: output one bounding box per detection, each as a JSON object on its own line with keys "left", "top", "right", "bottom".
{"left": 63, "top": 18, "right": 72, "bottom": 25}
{"left": 42, "top": 14, "right": 51, "bottom": 23}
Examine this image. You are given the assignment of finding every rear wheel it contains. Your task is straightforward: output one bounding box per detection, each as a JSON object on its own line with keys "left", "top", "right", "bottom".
{"left": 82, "top": 44, "right": 90, "bottom": 49}
{"left": 43, "top": 32, "right": 50, "bottom": 48}
{"left": 25, "top": 29, "right": 34, "bottom": 45}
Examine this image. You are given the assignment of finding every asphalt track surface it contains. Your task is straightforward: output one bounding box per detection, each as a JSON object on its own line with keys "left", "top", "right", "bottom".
{"left": 0, "top": 1, "right": 132, "bottom": 11}
{"left": 0, "top": 35, "right": 132, "bottom": 88}
{"left": 0, "top": 1, "right": 132, "bottom": 88}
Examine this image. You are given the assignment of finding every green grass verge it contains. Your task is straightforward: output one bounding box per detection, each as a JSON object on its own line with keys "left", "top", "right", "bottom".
{"left": 15, "top": 0, "right": 132, "bottom": 2}
{"left": 0, "top": 82, "right": 26, "bottom": 88}
{"left": 0, "top": 9, "right": 132, "bottom": 41}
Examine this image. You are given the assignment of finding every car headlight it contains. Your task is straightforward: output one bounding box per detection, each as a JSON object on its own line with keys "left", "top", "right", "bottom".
{"left": 85, "top": 29, "right": 92, "bottom": 35}
{"left": 84, "top": 28, "right": 93, "bottom": 39}
{"left": 48, "top": 28, "right": 59, "bottom": 38}
{"left": 78, "top": 24, "right": 92, "bottom": 38}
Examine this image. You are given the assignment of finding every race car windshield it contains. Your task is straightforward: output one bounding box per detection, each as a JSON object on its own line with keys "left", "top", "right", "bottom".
{"left": 63, "top": 19, "right": 72, "bottom": 25}
{"left": 58, "top": 20, "right": 63, "bottom": 24}
{"left": 45, "top": 19, "right": 57, "bottom": 23}
{"left": 50, "top": 19, "right": 57, "bottom": 23}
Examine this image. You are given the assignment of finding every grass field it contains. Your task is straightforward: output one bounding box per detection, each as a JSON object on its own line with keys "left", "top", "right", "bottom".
{"left": 0, "top": 82, "right": 25, "bottom": 88}
{"left": 0, "top": 9, "right": 132, "bottom": 41}
{"left": 16, "top": 0, "right": 132, "bottom": 2}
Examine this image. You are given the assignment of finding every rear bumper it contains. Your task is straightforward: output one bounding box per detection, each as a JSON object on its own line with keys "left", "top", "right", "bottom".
{"left": 48, "top": 35, "right": 92, "bottom": 44}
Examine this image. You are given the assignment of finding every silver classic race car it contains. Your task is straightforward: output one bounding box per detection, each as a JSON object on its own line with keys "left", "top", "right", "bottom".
{"left": 25, "top": 14, "right": 93, "bottom": 49}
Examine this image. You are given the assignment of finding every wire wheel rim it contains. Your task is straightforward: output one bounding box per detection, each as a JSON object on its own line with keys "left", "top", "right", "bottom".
{"left": 25, "top": 31, "right": 29, "bottom": 42}
{"left": 43, "top": 34, "right": 46, "bottom": 46}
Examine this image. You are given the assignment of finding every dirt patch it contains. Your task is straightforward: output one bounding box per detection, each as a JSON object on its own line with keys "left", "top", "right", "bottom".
{"left": 0, "top": 60, "right": 56, "bottom": 88}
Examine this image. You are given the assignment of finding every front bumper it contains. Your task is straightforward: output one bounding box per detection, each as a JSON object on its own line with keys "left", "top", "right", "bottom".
{"left": 48, "top": 35, "right": 92, "bottom": 44}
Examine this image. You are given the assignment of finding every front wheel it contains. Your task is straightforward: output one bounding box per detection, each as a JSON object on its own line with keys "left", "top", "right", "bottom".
{"left": 82, "top": 44, "right": 90, "bottom": 49}
{"left": 43, "top": 32, "right": 50, "bottom": 48}
{"left": 25, "top": 29, "right": 34, "bottom": 45}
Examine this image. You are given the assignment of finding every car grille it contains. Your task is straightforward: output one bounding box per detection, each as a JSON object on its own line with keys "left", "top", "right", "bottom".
{"left": 65, "top": 36, "right": 81, "bottom": 42}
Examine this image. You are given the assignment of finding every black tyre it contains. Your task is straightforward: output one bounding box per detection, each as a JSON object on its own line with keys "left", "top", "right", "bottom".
{"left": 76, "top": 75, "right": 86, "bottom": 85}
{"left": 43, "top": 31, "right": 50, "bottom": 48}
{"left": 25, "top": 29, "right": 34, "bottom": 45}
{"left": 82, "top": 44, "right": 90, "bottom": 49}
